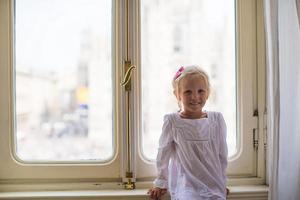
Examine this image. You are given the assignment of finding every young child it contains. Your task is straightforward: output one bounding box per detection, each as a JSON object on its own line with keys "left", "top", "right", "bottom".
{"left": 148, "top": 66, "right": 228, "bottom": 200}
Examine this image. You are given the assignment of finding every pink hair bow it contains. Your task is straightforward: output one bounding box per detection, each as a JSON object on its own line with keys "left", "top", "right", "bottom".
{"left": 174, "top": 66, "right": 184, "bottom": 80}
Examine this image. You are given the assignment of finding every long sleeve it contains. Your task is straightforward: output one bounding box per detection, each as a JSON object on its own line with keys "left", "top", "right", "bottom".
{"left": 218, "top": 113, "right": 228, "bottom": 184}
{"left": 153, "top": 115, "right": 174, "bottom": 189}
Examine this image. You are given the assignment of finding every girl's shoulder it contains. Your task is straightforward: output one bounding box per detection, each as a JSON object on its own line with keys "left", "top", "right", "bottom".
{"left": 206, "top": 111, "right": 226, "bottom": 129}
{"left": 163, "top": 112, "right": 187, "bottom": 128}
{"left": 207, "top": 111, "right": 224, "bottom": 121}
{"left": 163, "top": 112, "right": 179, "bottom": 123}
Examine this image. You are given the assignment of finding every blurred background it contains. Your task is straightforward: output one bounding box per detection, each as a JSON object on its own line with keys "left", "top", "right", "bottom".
{"left": 15, "top": 0, "right": 236, "bottom": 162}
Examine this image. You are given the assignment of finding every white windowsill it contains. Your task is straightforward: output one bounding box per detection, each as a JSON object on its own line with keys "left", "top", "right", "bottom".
{"left": 0, "top": 185, "right": 268, "bottom": 200}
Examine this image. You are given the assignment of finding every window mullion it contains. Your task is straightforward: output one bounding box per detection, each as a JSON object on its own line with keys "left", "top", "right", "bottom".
{"left": 120, "top": 0, "right": 139, "bottom": 189}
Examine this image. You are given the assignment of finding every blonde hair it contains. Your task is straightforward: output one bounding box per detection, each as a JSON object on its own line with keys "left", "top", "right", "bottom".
{"left": 172, "top": 65, "right": 210, "bottom": 97}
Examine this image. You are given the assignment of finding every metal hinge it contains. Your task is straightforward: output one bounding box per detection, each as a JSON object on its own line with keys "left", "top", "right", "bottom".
{"left": 253, "top": 109, "right": 259, "bottom": 150}
{"left": 263, "top": 109, "right": 267, "bottom": 150}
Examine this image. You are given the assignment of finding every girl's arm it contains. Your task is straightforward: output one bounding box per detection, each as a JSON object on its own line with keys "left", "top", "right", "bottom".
{"left": 153, "top": 115, "right": 174, "bottom": 189}
{"left": 218, "top": 113, "right": 228, "bottom": 184}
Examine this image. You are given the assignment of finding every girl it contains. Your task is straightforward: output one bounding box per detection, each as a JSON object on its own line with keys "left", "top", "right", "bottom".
{"left": 148, "top": 66, "right": 228, "bottom": 200}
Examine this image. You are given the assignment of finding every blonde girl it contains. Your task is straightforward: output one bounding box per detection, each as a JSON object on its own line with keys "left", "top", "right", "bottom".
{"left": 148, "top": 66, "right": 228, "bottom": 200}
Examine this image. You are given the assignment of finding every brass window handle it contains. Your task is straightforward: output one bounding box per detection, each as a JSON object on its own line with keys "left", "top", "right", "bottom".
{"left": 121, "top": 65, "right": 136, "bottom": 90}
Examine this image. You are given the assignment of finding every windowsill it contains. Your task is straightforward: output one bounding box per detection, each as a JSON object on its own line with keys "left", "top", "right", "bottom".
{"left": 0, "top": 185, "right": 268, "bottom": 200}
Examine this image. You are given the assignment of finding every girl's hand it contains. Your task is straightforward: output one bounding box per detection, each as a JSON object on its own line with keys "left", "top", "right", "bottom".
{"left": 147, "top": 187, "right": 167, "bottom": 200}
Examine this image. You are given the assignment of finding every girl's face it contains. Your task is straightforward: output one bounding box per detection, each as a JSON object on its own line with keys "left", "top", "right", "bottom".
{"left": 176, "top": 74, "right": 209, "bottom": 118}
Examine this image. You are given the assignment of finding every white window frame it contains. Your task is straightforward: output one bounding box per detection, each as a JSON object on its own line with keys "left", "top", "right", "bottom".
{"left": 0, "top": 0, "right": 266, "bottom": 191}
{"left": 0, "top": 0, "right": 123, "bottom": 187}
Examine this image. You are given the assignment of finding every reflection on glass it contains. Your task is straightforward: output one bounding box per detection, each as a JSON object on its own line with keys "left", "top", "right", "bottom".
{"left": 141, "top": 0, "right": 236, "bottom": 159}
{"left": 15, "top": 0, "right": 112, "bottom": 161}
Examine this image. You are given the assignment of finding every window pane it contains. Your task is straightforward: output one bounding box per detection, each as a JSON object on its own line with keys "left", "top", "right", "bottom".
{"left": 141, "top": 0, "right": 236, "bottom": 159}
{"left": 15, "top": 0, "right": 113, "bottom": 161}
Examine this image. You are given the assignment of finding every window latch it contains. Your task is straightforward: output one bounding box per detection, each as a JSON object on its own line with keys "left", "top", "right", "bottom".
{"left": 121, "top": 61, "right": 136, "bottom": 91}
{"left": 253, "top": 109, "right": 259, "bottom": 150}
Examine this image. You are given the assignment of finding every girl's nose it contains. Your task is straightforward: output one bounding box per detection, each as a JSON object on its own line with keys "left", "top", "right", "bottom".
{"left": 191, "top": 92, "right": 198, "bottom": 100}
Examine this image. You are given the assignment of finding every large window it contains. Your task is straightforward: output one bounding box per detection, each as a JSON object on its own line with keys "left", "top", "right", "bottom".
{"left": 0, "top": 0, "right": 265, "bottom": 190}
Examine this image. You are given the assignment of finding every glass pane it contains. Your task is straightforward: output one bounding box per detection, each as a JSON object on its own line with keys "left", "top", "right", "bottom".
{"left": 15, "top": 0, "right": 113, "bottom": 161}
{"left": 141, "top": 0, "right": 236, "bottom": 159}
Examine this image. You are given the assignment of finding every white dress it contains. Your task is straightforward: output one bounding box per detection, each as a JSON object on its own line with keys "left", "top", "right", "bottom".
{"left": 153, "top": 111, "right": 228, "bottom": 200}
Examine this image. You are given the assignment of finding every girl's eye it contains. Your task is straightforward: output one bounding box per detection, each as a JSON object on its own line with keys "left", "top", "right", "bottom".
{"left": 184, "top": 90, "right": 192, "bottom": 95}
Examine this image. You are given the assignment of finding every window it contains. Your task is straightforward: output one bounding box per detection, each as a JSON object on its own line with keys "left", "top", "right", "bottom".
{"left": 140, "top": 0, "right": 236, "bottom": 161}
{"left": 136, "top": 0, "right": 265, "bottom": 181}
{"left": 15, "top": 0, "right": 113, "bottom": 162}
{"left": 0, "top": 0, "right": 265, "bottom": 189}
{"left": 0, "top": 0, "right": 120, "bottom": 181}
